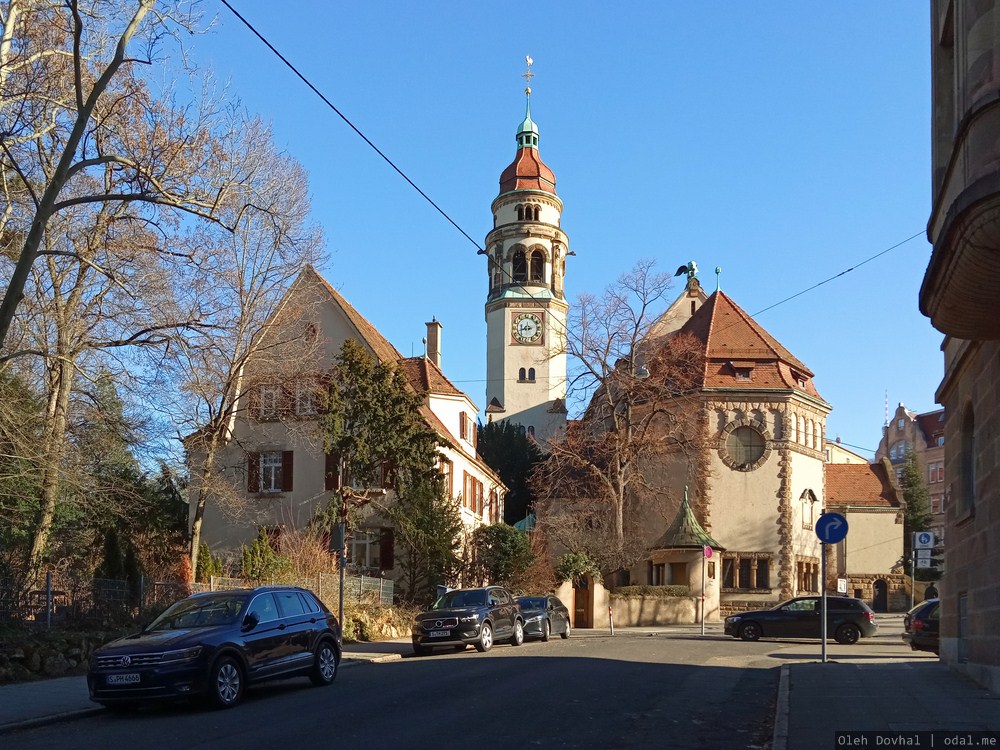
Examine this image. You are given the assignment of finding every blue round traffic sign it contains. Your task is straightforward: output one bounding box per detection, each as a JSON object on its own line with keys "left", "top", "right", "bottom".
{"left": 815, "top": 512, "right": 849, "bottom": 544}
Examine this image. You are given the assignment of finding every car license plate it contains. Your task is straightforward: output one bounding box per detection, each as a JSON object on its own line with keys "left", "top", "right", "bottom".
{"left": 429, "top": 630, "right": 449, "bottom": 638}
{"left": 106, "top": 673, "right": 140, "bottom": 685}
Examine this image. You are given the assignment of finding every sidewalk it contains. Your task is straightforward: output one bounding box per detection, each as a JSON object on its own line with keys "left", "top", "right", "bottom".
{"left": 775, "top": 656, "right": 1000, "bottom": 749}
{"left": 0, "top": 637, "right": 413, "bottom": 735}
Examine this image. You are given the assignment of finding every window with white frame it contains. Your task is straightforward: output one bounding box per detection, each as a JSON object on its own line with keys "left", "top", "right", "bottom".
{"left": 259, "top": 384, "right": 280, "bottom": 420}
{"left": 260, "top": 451, "right": 283, "bottom": 493}
{"left": 348, "top": 530, "right": 381, "bottom": 570}
{"left": 800, "top": 490, "right": 817, "bottom": 528}
{"left": 295, "top": 382, "right": 317, "bottom": 416}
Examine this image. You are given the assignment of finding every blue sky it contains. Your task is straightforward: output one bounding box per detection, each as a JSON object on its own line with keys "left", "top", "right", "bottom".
{"left": 194, "top": 2, "right": 935, "bottom": 458}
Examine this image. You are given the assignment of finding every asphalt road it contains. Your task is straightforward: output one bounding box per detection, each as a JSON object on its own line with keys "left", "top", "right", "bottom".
{"left": 4, "top": 627, "right": 908, "bottom": 750}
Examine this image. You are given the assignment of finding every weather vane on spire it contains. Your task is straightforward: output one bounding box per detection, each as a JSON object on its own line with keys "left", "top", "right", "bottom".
{"left": 522, "top": 55, "right": 534, "bottom": 95}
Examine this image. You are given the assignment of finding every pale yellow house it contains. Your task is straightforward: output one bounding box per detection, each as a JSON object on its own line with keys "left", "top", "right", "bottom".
{"left": 825, "top": 459, "right": 905, "bottom": 611}
{"left": 188, "top": 266, "right": 504, "bottom": 580}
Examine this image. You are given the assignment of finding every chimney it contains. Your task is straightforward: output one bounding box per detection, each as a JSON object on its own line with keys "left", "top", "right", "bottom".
{"left": 425, "top": 318, "right": 442, "bottom": 369}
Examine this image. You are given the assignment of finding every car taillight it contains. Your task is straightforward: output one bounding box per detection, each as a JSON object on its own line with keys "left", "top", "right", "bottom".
{"left": 866, "top": 611, "right": 875, "bottom": 622}
{"left": 912, "top": 618, "right": 925, "bottom": 631}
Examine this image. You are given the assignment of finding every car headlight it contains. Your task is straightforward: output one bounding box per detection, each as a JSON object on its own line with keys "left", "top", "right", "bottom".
{"left": 161, "top": 646, "right": 202, "bottom": 664}
{"left": 726, "top": 616, "right": 741, "bottom": 624}
{"left": 459, "top": 614, "right": 479, "bottom": 623}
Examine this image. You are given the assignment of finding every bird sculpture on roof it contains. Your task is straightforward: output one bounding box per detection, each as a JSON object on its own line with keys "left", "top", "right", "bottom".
{"left": 674, "top": 261, "right": 698, "bottom": 280}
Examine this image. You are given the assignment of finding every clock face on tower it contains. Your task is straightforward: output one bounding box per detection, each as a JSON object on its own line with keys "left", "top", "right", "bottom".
{"left": 511, "top": 311, "right": 543, "bottom": 344}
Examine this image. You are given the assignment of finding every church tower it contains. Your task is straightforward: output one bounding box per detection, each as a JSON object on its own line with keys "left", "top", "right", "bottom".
{"left": 483, "top": 65, "right": 569, "bottom": 442}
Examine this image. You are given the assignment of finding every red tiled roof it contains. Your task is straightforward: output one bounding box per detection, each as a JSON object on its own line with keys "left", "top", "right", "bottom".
{"left": 678, "top": 291, "right": 825, "bottom": 401}
{"left": 825, "top": 461, "right": 900, "bottom": 509}
{"left": 499, "top": 147, "right": 557, "bottom": 195}
{"left": 397, "top": 357, "right": 465, "bottom": 397}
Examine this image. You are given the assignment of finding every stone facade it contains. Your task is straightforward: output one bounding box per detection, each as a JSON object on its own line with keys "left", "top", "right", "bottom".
{"left": 921, "top": 0, "right": 1000, "bottom": 695}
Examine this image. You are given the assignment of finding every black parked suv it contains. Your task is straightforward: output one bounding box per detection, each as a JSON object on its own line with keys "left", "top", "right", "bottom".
{"left": 412, "top": 586, "right": 523, "bottom": 655}
{"left": 724, "top": 595, "right": 878, "bottom": 644}
{"left": 88, "top": 586, "right": 341, "bottom": 710}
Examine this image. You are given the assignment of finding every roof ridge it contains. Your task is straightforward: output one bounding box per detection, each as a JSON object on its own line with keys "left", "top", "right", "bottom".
{"left": 710, "top": 291, "right": 812, "bottom": 375}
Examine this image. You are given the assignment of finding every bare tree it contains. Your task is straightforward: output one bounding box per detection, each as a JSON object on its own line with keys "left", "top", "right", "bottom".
{"left": 533, "top": 260, "right": 707, "bottom": 575}
{"left": 0, "top": 0, "right": 276, "bottom": 352}
{"left": 163, "top": 132, "right": 322, "bottom": 577}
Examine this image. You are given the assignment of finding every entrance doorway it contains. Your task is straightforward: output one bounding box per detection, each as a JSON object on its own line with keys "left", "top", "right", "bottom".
{"left": 873, "top": 579, "right": 888, "bottom": 612}
{"left": 572, "top": 577, "right": 592, "bottom": 628}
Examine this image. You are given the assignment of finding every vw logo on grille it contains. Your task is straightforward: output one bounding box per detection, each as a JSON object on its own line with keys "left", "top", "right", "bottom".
{"left": 119, "top": 655, "right": 131, "bottom": 667}
{"left": 435, "top": 620, "right": 443, "bottom": 628}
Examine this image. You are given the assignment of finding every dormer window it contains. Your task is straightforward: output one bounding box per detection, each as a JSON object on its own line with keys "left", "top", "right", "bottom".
{"left": 730, "top": 360, "right": 754, "bottom": 380}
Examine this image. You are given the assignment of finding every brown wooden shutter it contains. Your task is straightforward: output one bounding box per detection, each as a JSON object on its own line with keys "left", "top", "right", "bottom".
{"left": 247, "top": 452, "right": 260, "bottom": 493}
{"left": 325, "top": 451, "right": 340, "bottom": 491}
{"left": 281, "top": 451, "right": 294, "bottom": 491}
{"left": 459, "top": 411, "right": 467, "bottom": 440}
{"left": 379, "top": 528, "right": 395, "bottom": 571}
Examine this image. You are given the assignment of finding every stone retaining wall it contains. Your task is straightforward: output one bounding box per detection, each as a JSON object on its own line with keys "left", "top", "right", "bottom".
{"left": 609, "top": 596, "right": 699, "bottom": 625}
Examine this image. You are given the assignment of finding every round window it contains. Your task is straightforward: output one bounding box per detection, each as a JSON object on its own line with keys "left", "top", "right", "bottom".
{"left": 725, "top": 426, "right": 766, "bottom": 469}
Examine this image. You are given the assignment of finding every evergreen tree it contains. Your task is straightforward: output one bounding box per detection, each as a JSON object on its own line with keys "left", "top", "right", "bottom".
{"left": 469, "top": 523, "right": 535, "bottom": 588}
{"left": 900, "top": 448, "right": 933, "bottom": 575}
{"left": 477, "top": 421, "right": 545, "bottom": 525}
{"left": 321, "top": 339, "right": 460, "bottom": 603}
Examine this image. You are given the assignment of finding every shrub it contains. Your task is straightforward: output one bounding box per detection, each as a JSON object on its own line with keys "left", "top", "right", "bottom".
{"left": 555, "top": 552, "right": 600, "bottom": 583}
{"left": 610, "top": 585, "right": 689, "bottom": 599}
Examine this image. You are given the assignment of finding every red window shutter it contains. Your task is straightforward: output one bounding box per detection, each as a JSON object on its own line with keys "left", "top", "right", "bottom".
{"left": 281, "top": 451, "right": 294, "bottom": 491}
{"left": 325, "top": 451, "right": 340, "bottom": 491}
{"left": 379, "top": 527, "right": 395, "bottom": 571}
{"left": 247, "top": 452, "right": 260, "bottom": 493}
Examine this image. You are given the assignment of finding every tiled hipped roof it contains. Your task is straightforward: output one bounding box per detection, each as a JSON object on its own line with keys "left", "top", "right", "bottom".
{"left": 397, "top": 357, "right": 465, "bottom": 397}
{"left": 677, "top": 291, "right": 825, "bottom": 401}
{"left": 499, "top": 147, "right": 557, "bottom": 194}
{"left": 825, "top": 460, "right": 901, "bottom": 509}
{"left": 916, "top": 409, "right": 945, "bottom": 445}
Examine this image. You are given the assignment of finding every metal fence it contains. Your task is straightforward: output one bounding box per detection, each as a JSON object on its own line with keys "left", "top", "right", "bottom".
{"left": 0, "top": 570, "right": 394, "bottom": 629}
{"left": 191, "top": 573, "right": 394, "bottom": 609}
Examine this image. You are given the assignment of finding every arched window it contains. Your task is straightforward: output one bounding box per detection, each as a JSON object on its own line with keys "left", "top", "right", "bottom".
{"left": 512, "top": 250, "right": 527, "bottom": 283}
{"left": 529, "top": 251, "right": 544, "bottom": 282}
{"left": 532, "top": 205, "right": 540, "bottom": 221}
{"left": 528, "top": 368, "right": 535, "bottom": 382}
{"left": 518, "top": 368, "right": 526, "bottom": 381}
{"left": 527, "top": 426, "right": 535, "bottom": 438}
{"left": 516, "top": 205, "right": 524, "bottom": 221}
{"left": 800, "top": 490, "right": 817, "bottom": 528}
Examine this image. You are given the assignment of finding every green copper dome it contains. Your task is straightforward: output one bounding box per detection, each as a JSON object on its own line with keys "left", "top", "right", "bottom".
{"left": 516, "top": 94, "right": 539, "bottom": 149}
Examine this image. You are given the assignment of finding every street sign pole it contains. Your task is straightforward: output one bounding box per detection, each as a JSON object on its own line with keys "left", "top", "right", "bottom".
{"left": 821, "top": 542, "right": 828, "bottom": 663}
{"left": 814, "top": 512, "right": 849, "bottom": 665}
{"left": 701, "top": 554, "right": 707, "bottom": 637}
{"left": 910, "top": 548, "right": 916, "bottom": 611}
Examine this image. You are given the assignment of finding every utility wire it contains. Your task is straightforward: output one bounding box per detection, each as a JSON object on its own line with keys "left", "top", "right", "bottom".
{"left": 219, "top": 0, "right": 484, "bottom": 253}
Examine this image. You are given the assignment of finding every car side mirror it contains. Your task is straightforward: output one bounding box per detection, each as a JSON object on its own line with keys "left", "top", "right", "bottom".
{"left": 242, "top": 613, "right": 259, "bottom": 631}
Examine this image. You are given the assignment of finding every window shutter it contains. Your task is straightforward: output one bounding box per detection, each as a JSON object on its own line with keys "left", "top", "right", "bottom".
{"left": 281, "top": 451, "right": 294, "bottom": 491}
{"left": 247, "top": 452, "right": 260, "bottom": 493}
{"left": 459, "top": 411, "right": 467, "bottom": 440}
{"left": 379, "top": 528, "right": 395, "bottom": 571}
{"left": 325, "top": 451, "right": 340, "bottom": 491}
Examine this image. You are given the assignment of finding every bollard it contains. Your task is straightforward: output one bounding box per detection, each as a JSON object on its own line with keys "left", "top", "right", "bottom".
{"left": 609, "top": 605, "right": 615, "bottom": 636}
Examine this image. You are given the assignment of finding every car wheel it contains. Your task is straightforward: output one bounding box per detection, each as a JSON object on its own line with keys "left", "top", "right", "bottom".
{"left": 739, "top": 622, "right": 761, "bottom": 642}
{"left": 510, "top": 619, "right": 524, "bottom": 647}
{"left": 309, "top": 640, "right": 339, "bottom": 686}
{"left": 835, "top": 624, "right": 861, "bottom": 645}
{"left": 561, "top": 621, "right": 571, "bottom": 639}
{"left": 208, "top": 656, "right": 244, "bottom": 709}
{"left": 541, "top": 619, "right": 551, "bottom": 642}
{"left": 476, "top": 622, "right": 494, "bottom": 652}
